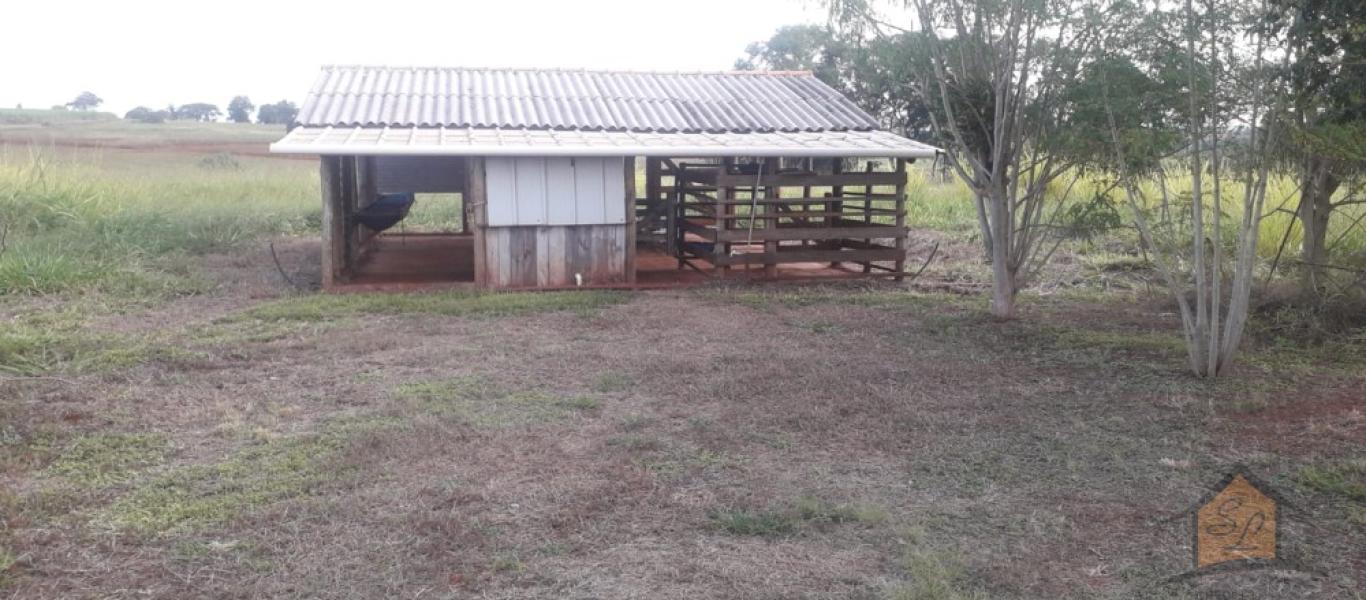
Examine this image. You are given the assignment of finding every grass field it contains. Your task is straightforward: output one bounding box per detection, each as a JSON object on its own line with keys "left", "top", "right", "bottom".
{"left": 0, "top": 112, "right": 1363, "bottom": 599}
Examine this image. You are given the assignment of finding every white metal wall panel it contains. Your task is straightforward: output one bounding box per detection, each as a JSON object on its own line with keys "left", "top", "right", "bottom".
{"left": 545, "top": 158, "right": 577, "bottom": 225}
{"left": 603, "top": 159, "right": 626, "bottom": 223}
{"left": 486, "top": 157, "right": 626, "bottom": 227}
{"left": 572, "top": 158, "right": 607, "bottom": 224}
{"left": 485, "top": 158, "right": 518, "bottom": 226}
{"left": 514, "top": 157, "right": 548, "bottom": 225}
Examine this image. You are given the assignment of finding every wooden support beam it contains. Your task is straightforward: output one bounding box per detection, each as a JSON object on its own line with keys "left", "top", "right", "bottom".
{"left": 714, "top": 247, "right": 903, "bottom": 266}
{"left": 466, "top": 157, "right": 488, "bottom": 287}
{"left": 763, "top": 157, "right": 778, "bottom": 277}
{"left": 717, "top": 158, "right": 733, "bottom": 278}
{"left": 714, "top": 170, "right": 904, "bottom": 188}
{"left": 894, "top": 158, "right": 908, "bottom": 281}
{"left": 625, "top": 156, "right": 637, "bottom": 284}
{"left": 355, "top": 156, "right": 380, "bottom": 257}
{"left": 319, "top": 156, "right": 345, "bottom": 289}
{"left": 862, "top": 162, "right": 875, "bottom": 273}
{"left": 712, "top": 225, "right": 904, "bottom": 242}
{"left": 828, "top": 159, "right": 844, "bottom": 267}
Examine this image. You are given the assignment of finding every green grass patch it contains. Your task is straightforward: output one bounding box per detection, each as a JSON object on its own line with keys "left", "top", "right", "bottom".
{"left": 489, "top": 552, "right": 525, "bottom": 574}
{"left": 0, "top": 151, "right": 315, "bottom": 296}
{"left": 101, "top": 416, "right": 401, "bottom": 534}
{"left": 891, "top": 546, "right": 986, "bottom": 600}
{"left": 393, "top": 376, "right": 600, "bottom": 428}
{"left": 1296, "top": 459, "right": 1366, "bottom": 503}
{"left": 591, "top": 372, "right": 633, "bottom": 393}
{"left": 793, "top": 496, "right": 889, "bottom": 526}
{"left": 188, "top": 317, "right": 338, "bottom": 348}
{"left": 0, "top": 326, "right": 175, "bottom": 376}
{"left": 0, "top": 543, "right": 15, "bottom": 588}
{"left": 886, "top": 525, "right": 987, "bottom": 600}
{"left": 0, "top": 108, "right": 117, "bottom": 125}
{"left": 245, "top": 290, "right": 629, "bottom": 322}
{"left": 606, "top": 434, "right": 666, "bottom": 452}
{"left": 47, "top": 432, "right": 170, "bottom": 487}
{"left": 709, "top": 509, "right": 801, "bottom": 537}
{"left": 710, "top": 497, "right": 887, "bottom": 537}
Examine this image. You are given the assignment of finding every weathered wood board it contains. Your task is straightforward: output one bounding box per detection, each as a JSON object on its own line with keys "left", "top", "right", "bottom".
{"left": 482, "top": 224, "right": 628, "bottom": 288}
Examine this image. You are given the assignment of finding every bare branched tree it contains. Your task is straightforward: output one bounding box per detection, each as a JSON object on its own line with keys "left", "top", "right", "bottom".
{"left": 1103, "top": 0, "right": 1281, "bottom": 377}
{"left": 828, "top": 0, "right": 1106, "bottom": 318}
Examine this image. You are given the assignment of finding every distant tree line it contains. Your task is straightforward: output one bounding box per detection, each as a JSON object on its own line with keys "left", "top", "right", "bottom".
{"left": 120, "top": 95, "right": 298, "bottom": 125}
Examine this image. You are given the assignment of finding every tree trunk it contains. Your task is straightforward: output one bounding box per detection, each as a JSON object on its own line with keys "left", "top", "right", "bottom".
{"left": 988, "top": 187, "right": 1016, "bottom": 319}
{"left": 1298, "top": 158, "right": 1340, "bottom": 290}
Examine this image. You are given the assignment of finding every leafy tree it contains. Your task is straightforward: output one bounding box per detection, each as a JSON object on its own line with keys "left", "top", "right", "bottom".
{"left": 827, "top": 0, "right": 1120, "bottom": 318}
{"left": 227, "top": 96, "right": 254, "bottom": 123}
{"left": 1092, "top": 0, "right": 1285, "bottom": 377}
{"left": 1265, "top": 0, "right": 1366, "bottom": 288}
{"left": 124, "top": 106, "right": 171, "bottom": 123}
{"left": 737, "top": 25, "right": 932, "bottom": 139}
{"left": 66, "top": 91, "right": 102, "bottom": 111}
{"left": 176, "top": 103, "right": 221, "bottom": 122}
{"left": 256, "top": 100, "right": 299, "bottom": 125}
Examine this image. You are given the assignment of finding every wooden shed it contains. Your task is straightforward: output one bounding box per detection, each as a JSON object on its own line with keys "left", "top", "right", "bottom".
{"left": 269, "top": 66, "right": 939, "bottom": 290}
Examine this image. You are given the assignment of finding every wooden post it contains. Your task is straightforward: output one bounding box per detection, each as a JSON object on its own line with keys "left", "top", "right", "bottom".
{"left": 645, "top": 158, "right": 661, "bottom": 251}
{"left": 718, "top": 158, "right": 734, "bottom": 278}
{"left": 319, "top": 156, "right": 346, "bottom": 289}
{"left": 828, "top": 159, "right": 844, "bottom": 267}
{"left": 466, "top": 157, "right": 488, "bottom": 287}
{"left": 624, "top": 156, "right": 637, "bottom": 284}
{"left": 862, "top": 161, "right": 875, "bottom": 273}
{"left": 341, "top": 156, "right": 361, "bottom": 274}
{"left": 675, "top": 163, "right": 686, "bottom": 270}
{"left": 763, "top": 157, "right": 779, "bottom": 277}
{"left": 894, "top": 158, "right": 908, "bottom": 281}
{"left": 802, "top": 174, "right": 812, "bottom": 249}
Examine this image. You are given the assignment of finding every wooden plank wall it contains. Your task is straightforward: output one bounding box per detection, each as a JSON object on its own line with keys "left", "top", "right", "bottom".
{"left": 482, "top": 224, "right": 627, "bottom": 288}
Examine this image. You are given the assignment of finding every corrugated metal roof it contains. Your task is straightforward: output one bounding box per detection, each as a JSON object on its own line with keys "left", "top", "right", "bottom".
{"left": 270, "top": 126, "right": 940, "bottom": 158}
{"left": 296, "top": 66, "right": 882, "bottom": 133}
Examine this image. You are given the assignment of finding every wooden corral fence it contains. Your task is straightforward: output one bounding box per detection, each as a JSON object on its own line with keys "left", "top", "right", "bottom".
{"left": 643, "top": 157, "right": 908, "bottom": 279}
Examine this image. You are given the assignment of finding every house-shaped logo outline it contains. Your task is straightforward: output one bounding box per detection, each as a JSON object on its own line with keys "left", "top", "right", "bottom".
{"left": 1183, "top": 467, "right": 1297, "bottom": 577}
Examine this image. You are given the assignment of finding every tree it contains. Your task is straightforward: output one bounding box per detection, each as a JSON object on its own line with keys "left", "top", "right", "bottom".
{"left": 176, "top": 103, "right": 221, "bottom": 122}
{"left": 66, "top": 91, "right": 102, "bottom": 111}
{"left": 227, "top": 96, "right": 254, "bottom": 123}
{"left": 828, "top": 0, "right": 1113, "bottom": 318}
{"left": 256, "top": 100, "right": 299, "bottom": 125}
{"left": 1099, "top": 0, "right": 1282, "bottom": 377}
{"left": 124, "top": 106, "right": 171, "bottom": 123}
{"left": 737, "top": 25, "right": 933, "bottom": 139}
{"left": 1264, "top": 0, "right": 1366, "bottom": 289}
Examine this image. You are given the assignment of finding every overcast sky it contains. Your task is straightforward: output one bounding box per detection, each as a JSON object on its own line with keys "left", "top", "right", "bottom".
{"left": 2, "top": 0, "right": 828, "bottom": 117}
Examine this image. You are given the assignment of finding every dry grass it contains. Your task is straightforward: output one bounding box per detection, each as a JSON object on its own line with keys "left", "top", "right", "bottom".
{"left": 2, "top": 123, "right": 1363, "bottom": 599}
{"left": 2, "top": 255, "right": 1363, "bottom": 598}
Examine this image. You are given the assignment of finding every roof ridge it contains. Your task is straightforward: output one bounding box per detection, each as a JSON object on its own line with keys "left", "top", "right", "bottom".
{"left": 297, "top": 65, "right": 880, "bottom": 132}
{"left": 318, "top": 64, "right": 814, "bottom": 77}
